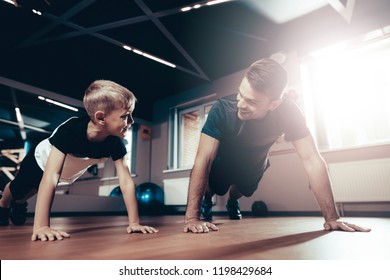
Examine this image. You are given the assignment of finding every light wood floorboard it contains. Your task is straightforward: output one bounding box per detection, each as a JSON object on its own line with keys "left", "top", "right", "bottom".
{"left": 0, "top": 215, "right": 389, "bottom": 260}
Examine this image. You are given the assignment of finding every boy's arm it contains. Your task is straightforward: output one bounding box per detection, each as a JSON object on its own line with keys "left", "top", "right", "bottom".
{"left": 292, "top": 134, "right": 371, "bottom": 232}
{"left": 31, "top": 146, "right": 71, "bottom": 241}
{"left": 114, "top": 157, "right": 158, "bottom": 234}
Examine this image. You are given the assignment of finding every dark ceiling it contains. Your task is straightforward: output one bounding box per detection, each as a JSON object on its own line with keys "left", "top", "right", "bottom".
{"left": 1, "top": 0, "right": 390, "bottom": 150}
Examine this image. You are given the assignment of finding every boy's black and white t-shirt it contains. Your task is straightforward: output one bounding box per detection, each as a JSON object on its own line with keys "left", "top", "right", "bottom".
{"left": 34, "top": 117, "right": 127, "bottom": 184}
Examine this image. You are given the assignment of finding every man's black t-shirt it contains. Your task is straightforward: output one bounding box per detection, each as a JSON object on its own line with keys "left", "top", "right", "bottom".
{"left": 201, "top": 94, "right": 310, "bottom": 173}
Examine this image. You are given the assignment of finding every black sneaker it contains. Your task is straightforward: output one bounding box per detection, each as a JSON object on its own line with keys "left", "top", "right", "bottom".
{"left": 200, "top": 199, "right": 213, "bottom": 221}
{"left": 10, "top": 201, "right": 28, "bottom": 225}
{"left": 0, "top": 206, "right": 10, "bottom": 226}
{"left": 226, "top": 199, "right": 242, "bottom": 220}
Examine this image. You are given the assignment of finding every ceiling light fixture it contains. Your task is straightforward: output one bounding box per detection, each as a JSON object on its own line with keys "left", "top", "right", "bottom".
{"left": 14, "top": 107, "right": 27, "bottom": 140}
{"left": 124, "top": 46, "right": 176, "bottom": 68}
{"left": 141, "top": 52, "right": 176, "bottom": 68}
{"left": 181, "top": 0, "right": 233, "bottom": 12}
{"left": 32, "top": 9, "right": 42, "bottom": 15}
{"left": 206, "top": 0, "right": 233, "bottom": 6}
{"left": 122, "top": 45, "right": 132, "bottom": 51}
{"left": 14, "top": 107, "right": 23, "bottom": 122}
{"left": 2, "top": 0, "right": 16, "bottom": 5}
{"left": 38, "top": 96, "right": 79, "bottom": 112}
{"left": 2, "top": 1, "right": 42, "bottom": 14}
{"left": 132, "top": 48, "right": 143, "bottom": 55}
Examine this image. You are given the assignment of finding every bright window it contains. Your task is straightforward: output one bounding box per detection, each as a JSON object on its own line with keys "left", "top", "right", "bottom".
{"left": 301, "top": 29, "right": 390, "bottom": 150}
{"left": 124, "top": 127, "right": 136, "bottom": 173}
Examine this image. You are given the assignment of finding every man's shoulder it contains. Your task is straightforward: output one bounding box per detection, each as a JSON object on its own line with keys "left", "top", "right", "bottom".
{"left": 214, "top": 94, "right": 237, "bottom": 112}
{"left": 275, "top": 99, "right": 304, "bottom": 115}
{"left": 218, "top": 93, "right": 237, "bottom": 104}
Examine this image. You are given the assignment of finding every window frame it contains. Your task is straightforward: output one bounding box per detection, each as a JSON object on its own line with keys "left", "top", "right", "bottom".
{"left": 124, "top": 124, "right": 138, "bottom": 174}
{"left": 168, "top": 100, "right": 215, "bottom": 170}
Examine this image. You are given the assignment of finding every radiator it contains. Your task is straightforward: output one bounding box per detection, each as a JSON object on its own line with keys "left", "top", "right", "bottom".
{"left": 163, "top": 177, "right": 189, "bottom": 205}
{"left": 328, "top": 158, "right": 390, "bottom": 202}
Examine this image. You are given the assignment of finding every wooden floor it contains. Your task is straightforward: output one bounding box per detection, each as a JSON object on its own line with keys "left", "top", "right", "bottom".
{"left": 0, "top": 215, "right": 389, "bottom": 260}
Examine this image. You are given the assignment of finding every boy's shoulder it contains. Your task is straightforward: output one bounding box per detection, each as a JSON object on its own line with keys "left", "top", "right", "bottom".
{"left": 49, "top": 116, "right": 89, "bottom": 141}
{"left": 56, "top": 116, "right": 89, "bottom": 130}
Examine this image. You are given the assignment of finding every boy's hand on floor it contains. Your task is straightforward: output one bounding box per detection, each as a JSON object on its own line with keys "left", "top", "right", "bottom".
{"left": 127, "top": 223, "right": 158, "bottom": 234}
{"left": 31, "top": 225, "right": 70, "bottom": 241}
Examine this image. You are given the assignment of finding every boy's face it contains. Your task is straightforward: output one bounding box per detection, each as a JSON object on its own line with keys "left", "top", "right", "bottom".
{"left": 104, "top": 106, "right": 134, "bottom": 138}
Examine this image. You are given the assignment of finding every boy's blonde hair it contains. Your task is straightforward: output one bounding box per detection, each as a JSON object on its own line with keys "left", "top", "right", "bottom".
{"left": 83, "top": 80, "right": 136, "bottom": 118}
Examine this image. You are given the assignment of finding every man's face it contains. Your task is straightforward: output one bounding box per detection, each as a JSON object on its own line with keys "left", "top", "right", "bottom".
{"left": 237, "top": 77, "right": 281, "bottom": 120}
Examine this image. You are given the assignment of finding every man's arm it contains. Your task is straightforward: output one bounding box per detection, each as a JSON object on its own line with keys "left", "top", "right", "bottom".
{"left": 31, "top": 146, "right": 71, "bottom": 241}
{"left": 114, "top": 157, "right": 158, "bottom": 234}
{"left": 184, "top": 133, "right": 220, "bottom": 233}
{"left": 292, "top": 134, "right": 370, "bottom": 232}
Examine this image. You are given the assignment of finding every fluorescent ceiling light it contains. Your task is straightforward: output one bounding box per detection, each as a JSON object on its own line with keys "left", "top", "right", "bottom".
{"left": 122, "top": 45, "right": 132, "bottom": 51}
{"left": 206, "top": 0, "right": 233, "bottom": 6}
{"left": 141, "top": 52, "right": 176, "bottom": 68}
{"left": 14, "top": 107, "right": 23, "bottom": 123}
{"left": 14, "top": 107, "right": 27, "bottom": 140}
{"left": 181, "top": 0, "right": 233, "bottom": 13}
{"left": 38, "top": 96, "right": 79, "bottom": 112}
{"left": 32, "top": 9, "right": 42, "bottom": 15}
{"left": 45, "top": 98, "right": 79, "bottom": 111}
{"left": 131, "top": 49, "right": 176, "bottom": 68}
{"left": 2, "top": 0, "right": 16, "bottom": 5}
{"left": 132, "top": 48, "right": 143, "bottom": 55}
{"left": 2, "top": 1, "right": 43, "bottom": 15}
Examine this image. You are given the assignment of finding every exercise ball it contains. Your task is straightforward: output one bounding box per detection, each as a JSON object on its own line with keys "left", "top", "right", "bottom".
{"left": 136, "top": 182, "right": 165, "bottom": 215}
{"left": 109, "top": 186, "right": 122, "bottom": 197}
{"left": 251, "top": 201, "right": 268, "bottom": 217}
